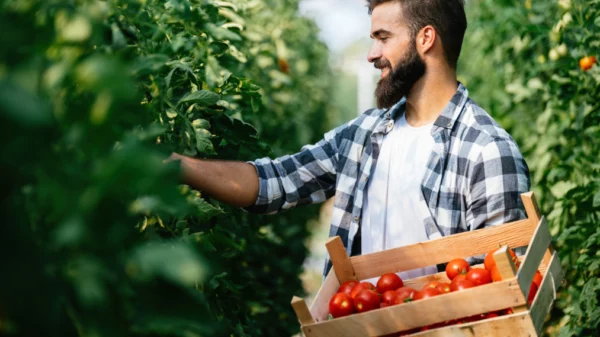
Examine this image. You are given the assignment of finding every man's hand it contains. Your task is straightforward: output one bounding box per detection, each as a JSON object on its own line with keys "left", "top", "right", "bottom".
{"left": 169, "top": 153, "right": 259, "bottom": 208}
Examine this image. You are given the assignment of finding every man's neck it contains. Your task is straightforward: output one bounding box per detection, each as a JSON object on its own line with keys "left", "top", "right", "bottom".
{"left": 404, "top": 70, "right": 458, "bottom": 127}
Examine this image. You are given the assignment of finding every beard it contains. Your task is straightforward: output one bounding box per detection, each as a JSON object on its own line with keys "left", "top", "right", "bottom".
{"left": 374, "top": 41, "right": 426, "bottom": 109}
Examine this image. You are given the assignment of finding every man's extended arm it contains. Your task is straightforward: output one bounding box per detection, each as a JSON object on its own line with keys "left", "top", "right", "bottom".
{"left": 169, "top": 153, "right": 259, "bottom": 208}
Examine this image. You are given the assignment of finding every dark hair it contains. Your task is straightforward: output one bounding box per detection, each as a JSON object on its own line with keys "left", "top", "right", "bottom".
{"left": 367, "top": 0, "right": 467, "bottom": 69}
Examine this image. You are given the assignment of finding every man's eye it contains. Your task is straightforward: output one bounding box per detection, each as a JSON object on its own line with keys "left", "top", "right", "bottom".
{"left": 380, "top": 37, "right": 388, "bottom": 42}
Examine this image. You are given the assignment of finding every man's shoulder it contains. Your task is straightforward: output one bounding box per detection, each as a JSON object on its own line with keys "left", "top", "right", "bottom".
{"left": 355, "top": 107, "right": 387, "bottom": 127}
{"left": 333, "top": 107, "right": 387, "bottom": 139}
{"left": 454, "top": 98, "right": 526, "bottom": 165}
{"left": 459, "top": 98, "right": 517, "bottom": 146}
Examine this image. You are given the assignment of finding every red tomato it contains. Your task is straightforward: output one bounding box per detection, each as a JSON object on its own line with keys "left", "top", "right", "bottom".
{"left": 501, "top": 308, "right": 514, "bottom": 315}
{"left": 337, "top": 280, "right": 358, "bottom": 297}
{"left": 435, "top": 282, "right": 451, "bottom": 294}
{"left": 393, "top": 287, "right": 417, "bottom": 305}
{"left": 463, "top": 314, "right": 486, "bottom": 323}
{"left": 528, "top": 282, "right": 539, "bottom": 306}
{"left": 452, "top": 274, "right": 467, "bottom": 283}
{"left": 580, "top": 56, "right": 597, "bottom": 71}
{"left": 466, "top": 268, "right": 492, "bottom": 286}
{"left": 450, "top": 279, "right": 476, "bottom": 292}
{"left": 379, "top": 302, "right": 390, "bottom": 309}
{"left": 423, "top": 281, "right": 440, "bottom": 289}
{"left": 446, "top": 258, "right": 470, "bottom": 280}
{"left": 376, "top": 273, "right": 404, "bottom": 293}
{"left": 413, "top": 287, "right": 441, "bottom": 301}
{"left": 381, "top": 290, "right": 397, "bottom": 305}
{"left": 486, "top": 312, "right": 499, "bottom": 319}
{"left": 350, "top": 282, "right": 376, "bottom": 299}
{"left": 490, "top": 266, "right": 502, "bottom": 282}
{"left": 532, "top": 271, "right": 543, "bottom": 288}
{"left": 419, "top": 321, "right": 445, "bottom": 331}
{"left": 328, "top": 292, "right": 355, "bottom": 318}
{"left": 354, "top": 289, "right": 381, "bottom": 313}
{"left": 484, "top": 248, "right": 519, "bottom": 271}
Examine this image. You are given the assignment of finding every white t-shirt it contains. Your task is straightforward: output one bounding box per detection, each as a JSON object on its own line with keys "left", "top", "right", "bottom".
{"left": 361, "top": 113, "right": 438, "bottom": 282}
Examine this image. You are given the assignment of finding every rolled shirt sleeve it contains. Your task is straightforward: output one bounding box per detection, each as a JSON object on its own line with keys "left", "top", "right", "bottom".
{"left": 244, "top": 123, "right": 348, "bottom": 214}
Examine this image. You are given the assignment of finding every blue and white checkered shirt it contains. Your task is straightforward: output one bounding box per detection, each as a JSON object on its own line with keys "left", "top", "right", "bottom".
{"left": 246, "top": 83, "right": 531, "bottom": 277}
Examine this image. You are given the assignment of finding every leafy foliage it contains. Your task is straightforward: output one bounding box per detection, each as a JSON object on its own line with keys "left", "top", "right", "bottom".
{"left": 460, "top": 0, "right": 600, "bottom": 335}
{"left": 0, "top": 0, "right": 331, "bottom": 336}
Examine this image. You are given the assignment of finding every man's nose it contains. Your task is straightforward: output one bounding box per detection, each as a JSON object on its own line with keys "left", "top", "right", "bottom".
{"left": 367, "top": 42, "right": 381, "bottom": 63}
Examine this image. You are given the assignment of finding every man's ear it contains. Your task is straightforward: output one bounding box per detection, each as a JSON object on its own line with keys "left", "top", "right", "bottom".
{"left": 417, "top": 25, "right": 436, "bottom": 55}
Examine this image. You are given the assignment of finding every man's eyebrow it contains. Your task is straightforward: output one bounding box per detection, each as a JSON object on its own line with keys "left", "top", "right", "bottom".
{"left": 370, "top": 29, "right": 392, "bottom": 39}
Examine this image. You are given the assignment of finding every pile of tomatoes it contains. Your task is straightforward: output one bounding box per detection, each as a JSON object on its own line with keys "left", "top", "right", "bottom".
{"left": 328, "top": 248, "right": 544, "bottom": 334}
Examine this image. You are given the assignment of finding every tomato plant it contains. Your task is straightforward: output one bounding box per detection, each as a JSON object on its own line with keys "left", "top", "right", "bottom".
{"left": 0, "top": 0, "right": 333, "bottom": 336}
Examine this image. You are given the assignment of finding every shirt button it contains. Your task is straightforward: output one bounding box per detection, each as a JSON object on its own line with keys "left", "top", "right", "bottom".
{"left": 354, "top": 216, "right": 359, "bottom": 222}
{"left": 447, "top": 122, "right": 453, "bottom": 128}
{"left": 386, "top": 120, "right": 394, "bottom": 132}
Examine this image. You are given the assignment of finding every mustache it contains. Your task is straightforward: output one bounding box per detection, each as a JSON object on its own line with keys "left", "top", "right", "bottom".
{"left": 374, "top": 59, "right": 391, "bottom": 70}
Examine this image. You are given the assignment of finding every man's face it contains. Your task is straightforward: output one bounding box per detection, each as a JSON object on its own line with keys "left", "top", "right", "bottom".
{"left": 368, "top": 2, "right": 426, "bottom": 109}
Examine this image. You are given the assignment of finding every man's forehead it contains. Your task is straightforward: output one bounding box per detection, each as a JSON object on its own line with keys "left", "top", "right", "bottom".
{"left": 370, "top": 1, "right": 404, "bottom": 34}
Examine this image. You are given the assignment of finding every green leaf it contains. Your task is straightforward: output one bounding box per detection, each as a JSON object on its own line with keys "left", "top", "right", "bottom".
{"left": 178, "top": 90, "right": 220, "bottom": 106}
{"left": 195, "top": 127, "right": 215, "bottom": 154}
{"left": 204, "top": 23, "right": 242, "bottom": 41}
{"left": 550, "top": 181, "right": 577, "bottom": 199}
{"left": 593, "top": 190, "right": 600, "bottom": 208}
{"left": 129, "top": 242, "right": 207, "bottom": 287}
{"left": 111, "top": 23, "right": 127, "bottom": 49}
{"left": 131, "top": 54, "right": 169, "bottom": 75}
{"left": 0, "top": 80, "right": 52, "bottom": 126}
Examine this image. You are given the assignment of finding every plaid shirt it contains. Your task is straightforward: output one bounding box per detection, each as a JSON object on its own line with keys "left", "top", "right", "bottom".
{"left": 246, "top": 83, "right": 531, "bottom": 277}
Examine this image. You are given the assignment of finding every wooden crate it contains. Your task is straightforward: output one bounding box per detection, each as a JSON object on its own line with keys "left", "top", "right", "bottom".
{"left": 291, "top": 192, "right": 563, "bottom": 337}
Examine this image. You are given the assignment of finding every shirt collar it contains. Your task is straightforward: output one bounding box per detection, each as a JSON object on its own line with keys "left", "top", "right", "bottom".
{"left": 384, "top": 82, "right": 469, "bottom": 130}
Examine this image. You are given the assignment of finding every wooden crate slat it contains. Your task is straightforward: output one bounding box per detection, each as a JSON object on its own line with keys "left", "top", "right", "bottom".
{"left": 521, "top": 192, "right": 542, "bottom": 225}
{"left": 517, "top": 216, "right": 552, "bottom": 301}
{"left": 326, "top": 236, "right": 357, "bottom": 283}
{"left": 493, "top": 245, "right": 527, "bottom": 314}
{"left": 408, "top": 312, "right": 536, "bottom": 337}
{"left": 309, "top": 267, "right": 340, "bottom": 322}
{"left": 292, "top": 296, "right": 315, "bottom": 326}
{"left": 351, "top": 219, "right": 531, "bottom": 281}
{"left": 522, "top": 192, "right": 555, "bottom": 269}
{"left": 530, "top": 251, "right": 563, "bottom": 335}
{"left": 302, "top": 278, "right": 526, "bottom": 337}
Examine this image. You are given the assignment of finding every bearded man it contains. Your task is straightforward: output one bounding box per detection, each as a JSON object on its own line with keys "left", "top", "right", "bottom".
{"left": 170, "top": 0, "right": 530, "bottom": 279}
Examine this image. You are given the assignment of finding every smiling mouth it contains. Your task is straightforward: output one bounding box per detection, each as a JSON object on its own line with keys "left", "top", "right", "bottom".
{"left": 380, "top": 68, "right": 390, "bottom": 78}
